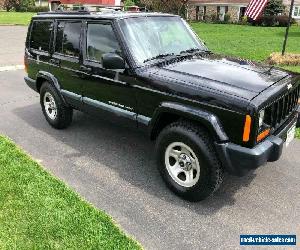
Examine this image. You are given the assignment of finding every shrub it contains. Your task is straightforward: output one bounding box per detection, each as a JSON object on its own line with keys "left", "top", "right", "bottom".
{"left": 276, "top": 15, "right": 289, "bottom": 26}
{"left": 255, "top": 15, "right": 297, "bottom": 27}
{"left": 203, "top": 15, "right": 211, "bottom": 22}
{"left": 26, "top": 5, "right": 49, "bottom": 12}
{"left": 240, "top": 15, "right": 248, "bottom": 25}
{"left": 210, "top": 13, "right": 218, "bottom": 22}
{"left": 17, "top": 5, "right": 49, "bottom": 12}
{"left": 264, "top": 15, "right": 277, "bottom": 26}
{"left": 224, "top": 13, "right": 231, "bottom": 23}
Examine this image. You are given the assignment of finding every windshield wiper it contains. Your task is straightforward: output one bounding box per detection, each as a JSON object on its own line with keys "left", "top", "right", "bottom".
{"left": 179, "top": 48, "right": 203, "bottom": 55}
{"left": 143, "top": 53, "right": 175, "bottom": 63}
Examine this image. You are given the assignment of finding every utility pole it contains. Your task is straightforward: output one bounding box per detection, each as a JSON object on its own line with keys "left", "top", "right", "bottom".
{"left": 282, "top": 0, "right": 295, "bottom": 55}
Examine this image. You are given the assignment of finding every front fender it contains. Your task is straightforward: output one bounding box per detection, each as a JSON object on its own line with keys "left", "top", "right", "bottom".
{"left": 150, "top": 102, "right": 228, "bottom": 142}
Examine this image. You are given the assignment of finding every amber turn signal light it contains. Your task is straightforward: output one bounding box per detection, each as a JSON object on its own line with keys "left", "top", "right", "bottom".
{"left": 257, "top": 129, "right": 270, "bottom": 142}
{"left": 243, "top": 115, "right": 252, "bottom": 142}
{"left": 24, "top": 56, "right": 28, "bottom": 73}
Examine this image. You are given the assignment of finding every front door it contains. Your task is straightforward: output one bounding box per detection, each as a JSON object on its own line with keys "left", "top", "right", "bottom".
{"left": 81, "top": 21, "right": 137, "bottom": 127}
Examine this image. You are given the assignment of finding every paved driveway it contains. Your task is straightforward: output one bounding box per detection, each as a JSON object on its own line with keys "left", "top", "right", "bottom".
{"left": 0, "top": 26, "right": 299, "bottom": 250}
{"left": 0, "top": 26, "right": 27, "bottom": 66}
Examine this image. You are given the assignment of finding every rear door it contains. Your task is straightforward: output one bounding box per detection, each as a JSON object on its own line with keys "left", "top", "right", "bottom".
{"left": 48, "top": 20, "right": 84, "bottom": 108}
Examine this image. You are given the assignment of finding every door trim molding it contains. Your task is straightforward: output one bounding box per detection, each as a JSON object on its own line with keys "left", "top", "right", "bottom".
{"left": 82, "top": 97, "right": 137, "bottom": 121}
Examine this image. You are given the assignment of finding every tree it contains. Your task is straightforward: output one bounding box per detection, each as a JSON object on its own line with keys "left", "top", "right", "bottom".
{"left": 3, "top": 0, "right": 20, "bottom": 11}
{"left": 124, "top": 0, "right": 135, "bottom": 7}
{"left": 263, "top": 0, "right": 285, "bottom": 16}
{"left": 2, "top": 0, "right": 35, "bottom": 11}
{"left": 140, "top": 0, "right": 190, "bottom": 17}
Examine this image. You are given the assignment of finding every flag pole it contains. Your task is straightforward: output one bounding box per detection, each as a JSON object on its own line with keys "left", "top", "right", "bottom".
{"left": 282, "top": 0, "right": 295, "bottom": 55}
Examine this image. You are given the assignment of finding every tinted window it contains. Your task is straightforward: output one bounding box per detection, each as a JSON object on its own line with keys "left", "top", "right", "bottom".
{"left": 87, "top": 23, "right": 121, "bottom": 62}
{"left": 30, "top": 21, "right": 53, "bottom": 51}
{"left": 56, "top": 21, "right": 81, "bottom": 57}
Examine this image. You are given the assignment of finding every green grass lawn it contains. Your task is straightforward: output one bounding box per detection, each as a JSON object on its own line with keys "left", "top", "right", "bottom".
{"left": 0, "top": 11, "right": 36, "bottom": 25}
{"left": 191, "top": 22, "right": 300, "bottom": 73}
{"left": 0, "top": 135, "right": 141, "bottom": 250}
{"left": 191, "top": 22, "right": 300, "bottom": 61}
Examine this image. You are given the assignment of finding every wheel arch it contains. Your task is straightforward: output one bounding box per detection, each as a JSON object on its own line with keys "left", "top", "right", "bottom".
{"left": 149, "top": 102, "right": 228, "bottom": 142}
{"left": 36, "top": 71, "right": 68, "bottom": 106}
{"left": 36, "top": 71, "right": 61, "bottom": 93}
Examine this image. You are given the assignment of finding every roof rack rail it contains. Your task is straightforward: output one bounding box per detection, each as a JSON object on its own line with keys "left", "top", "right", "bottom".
{"left": 38, "top": 4, "right": 146, "bottom": 15}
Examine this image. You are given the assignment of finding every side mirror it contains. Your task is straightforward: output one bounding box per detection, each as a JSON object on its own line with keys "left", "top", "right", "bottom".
{"left": 102, "top": 53, "right": 125, "bottom": 70}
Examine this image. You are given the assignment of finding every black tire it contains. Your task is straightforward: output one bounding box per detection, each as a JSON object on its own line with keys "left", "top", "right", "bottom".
{"left": 155, "top": 120, "right": 223, "bottom": 201}
{"left": 40, "top": 81, "right": 73, "bottom": 129}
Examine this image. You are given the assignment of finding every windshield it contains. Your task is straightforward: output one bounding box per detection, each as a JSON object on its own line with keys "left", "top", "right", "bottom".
{"left": 119, "top": 16, "right": 207, "bottom": 65}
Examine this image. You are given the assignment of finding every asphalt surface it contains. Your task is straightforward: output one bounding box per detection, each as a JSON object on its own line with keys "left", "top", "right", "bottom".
{"left": 0, "top": 26, "right": 27, "bottom": 66}
{"left": 0, "top": 26, "right": 300, "bottom": 249}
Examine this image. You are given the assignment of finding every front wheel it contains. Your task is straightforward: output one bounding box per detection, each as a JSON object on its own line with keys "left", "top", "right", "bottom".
{"left": 40, "top": 82, "right": 73, "bottom": 129}
{"left": 155, "top": 121, "right": 223, "bottom": 201}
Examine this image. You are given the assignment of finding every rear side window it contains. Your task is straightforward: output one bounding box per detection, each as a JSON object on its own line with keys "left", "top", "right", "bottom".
{"left": 30, "top": 21, "right": 53, "bottom": 51}
{"left": 86, "top": 23, "right": 121, "bottom": 62}
{"left": 55, "top": 21, "right": 81, "bottom": 57}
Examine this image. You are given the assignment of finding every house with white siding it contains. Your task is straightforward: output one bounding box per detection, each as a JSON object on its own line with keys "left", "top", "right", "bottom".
{"left": 187, "top": 0, "right": 300, "bottom": 22}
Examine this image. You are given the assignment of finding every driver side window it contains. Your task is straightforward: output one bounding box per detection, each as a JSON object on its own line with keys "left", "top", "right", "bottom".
{"left": 86, "top": 23, "right": 121, "bottom": 63}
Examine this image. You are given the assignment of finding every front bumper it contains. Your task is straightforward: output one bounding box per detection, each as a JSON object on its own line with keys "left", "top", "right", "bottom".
{"left": 24, "top": 76, "right": 37, "bottom": 92}
{"left": 215, "top": 112, "right": 298, "bottom": 176}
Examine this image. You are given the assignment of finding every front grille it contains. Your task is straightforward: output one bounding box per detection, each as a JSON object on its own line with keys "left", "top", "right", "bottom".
{"left": 264, "top": 84, "right": 300, "bottom": 128}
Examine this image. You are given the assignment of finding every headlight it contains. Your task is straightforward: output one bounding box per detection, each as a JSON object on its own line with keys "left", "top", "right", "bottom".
{"left": 259, "top": 109, "right": 265, "bottom": 128}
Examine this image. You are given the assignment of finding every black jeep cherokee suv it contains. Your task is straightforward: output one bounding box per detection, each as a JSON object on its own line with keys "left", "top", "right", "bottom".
{"left": 24, "top": 10, "right": 300, "bottom": 201}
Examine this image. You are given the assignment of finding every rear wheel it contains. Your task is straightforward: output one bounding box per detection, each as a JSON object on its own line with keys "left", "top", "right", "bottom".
{"left": 40, "top": 82, "right": 73, "bottom": 129}
{"left": 155, "top": 120, "right": 223, "bottom": 201}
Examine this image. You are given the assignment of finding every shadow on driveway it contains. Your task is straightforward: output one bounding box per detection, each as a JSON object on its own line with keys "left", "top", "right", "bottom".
{"left": 13, "top": 103, "right": 257, "bottom": 215}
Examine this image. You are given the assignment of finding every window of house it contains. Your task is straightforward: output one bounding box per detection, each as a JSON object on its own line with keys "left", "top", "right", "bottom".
{"left": 30, "top": 21, "right": 53, "bottom": 51}
{"left": 217, "top": 6, "right": 228, "bottom": 21}
{"left": 86, "top": 23, "right": 121, "bottom": 63}
{"left": 55, "top": 21, "right": 81, "bottom": 57}
{"left": 293, "top": 6, "right": 300, "bottom": 17}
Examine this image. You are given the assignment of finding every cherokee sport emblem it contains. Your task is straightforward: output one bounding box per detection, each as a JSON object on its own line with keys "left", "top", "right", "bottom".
{"left": 287, "top": 83, "right": 292, "bottom": 90}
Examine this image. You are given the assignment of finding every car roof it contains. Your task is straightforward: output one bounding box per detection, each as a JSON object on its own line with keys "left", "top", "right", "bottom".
{"left": 33, "top": 11, "right": 178, "bottom": 20}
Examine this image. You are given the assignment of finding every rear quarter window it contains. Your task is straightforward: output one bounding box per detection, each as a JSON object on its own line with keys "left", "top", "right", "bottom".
{"left": 30, "top": 20, "right": 53, "bottom": 51}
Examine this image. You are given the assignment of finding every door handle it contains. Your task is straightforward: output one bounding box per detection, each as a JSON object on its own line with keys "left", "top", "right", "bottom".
{"left": 50, "top": 58, "right": 60, "bottom": 66}
{"left": 80, "top": 65, "right": 92, "bottom": 73}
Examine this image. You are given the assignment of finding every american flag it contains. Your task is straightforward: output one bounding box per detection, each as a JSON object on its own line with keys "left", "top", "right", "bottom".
{"left": 245, "top": 0, "right": 268, "bottom": 20}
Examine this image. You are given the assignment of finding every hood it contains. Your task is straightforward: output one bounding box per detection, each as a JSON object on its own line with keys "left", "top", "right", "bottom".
{"left": 158, "top": 54, "right": 289, "bottom": 101}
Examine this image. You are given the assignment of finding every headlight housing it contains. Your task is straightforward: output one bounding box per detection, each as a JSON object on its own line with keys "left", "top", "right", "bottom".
{"left": 258, "top": 109, "right": 265, "bottom": 128}
{"left": 257, "top": 109, "right": 271, "bottom": 142}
